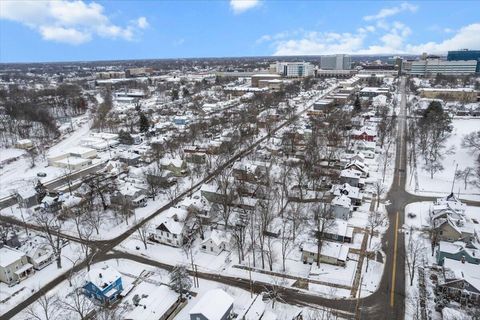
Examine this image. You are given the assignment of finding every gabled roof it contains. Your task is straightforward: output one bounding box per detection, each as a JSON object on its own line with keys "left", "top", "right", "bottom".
{"left": 189, "top": 289, "right": 234, "bottom": 320}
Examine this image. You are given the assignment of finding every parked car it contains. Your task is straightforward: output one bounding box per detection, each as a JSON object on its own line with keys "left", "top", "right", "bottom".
{"left": 37, "top": 172, "right": 47, "bottom": 177}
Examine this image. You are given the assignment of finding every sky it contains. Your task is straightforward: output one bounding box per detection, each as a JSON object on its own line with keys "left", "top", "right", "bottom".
{"left": 0, "top": 0, "right": 479, "bottom": 63}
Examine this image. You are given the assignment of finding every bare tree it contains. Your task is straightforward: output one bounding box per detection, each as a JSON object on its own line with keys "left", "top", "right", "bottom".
{"left": 461, "top": 130, "right": 480, "bottom": 155}
{"left": 405, "top": 232, "right": 425, "bottom": 286}
{"left": 59, "top": 287, "right": 95, "bottom": 320}
{"left": 215, "top": 168, "right": 236, "bottom": 229}
{"left": 257, "top": 199, "right": 275, "bottom": 269}
{"left": 313, "top": 203, "right": 335, "bottom": 267}
{"left": 32, "top": 210, "right": 64, "bottom": 269}
{"left": 367, "top": 210, "right": 386, "bottom": 248}
{"left": 455, "top": 167, "right": 475, "bottom": 190}
{"left": 280, "top": 220, "right": 294, "bottom": 272}
{"left": 144, "top": 166, "right": 164, "bottom": 200}
{"left": 137, "top": 220, "right": 151, "bottom": 250}
{"left": 73, "top": 212, "right": 95, "bottom": 271}
{"left": 25, "top": 291, "right": 60, "bottom": 320}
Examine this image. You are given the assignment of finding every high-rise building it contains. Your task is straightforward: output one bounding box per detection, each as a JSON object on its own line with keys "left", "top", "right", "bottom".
{"left": 272, "top": 62, "right": 314, "bottom": 77}
{"left": 408, "top": 59, "right": 477, "bottom": 76}
{"left": 447, "top": 49, "right": 480, "bottom": 72}
{"left": 320, "top": 54, "right": 352, "bottom": 70}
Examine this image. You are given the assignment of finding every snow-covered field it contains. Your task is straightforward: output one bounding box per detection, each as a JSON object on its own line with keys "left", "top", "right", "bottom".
{"left": 406, "top": 118, "right": 480, "bottom": 201}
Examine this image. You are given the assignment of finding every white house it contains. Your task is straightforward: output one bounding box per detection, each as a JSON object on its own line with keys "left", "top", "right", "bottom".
{"left": 200, "top": 230, "right": 229, "bottom": 255}
{"left": 152, "top": 207, "right": 189, "bottom": 247}
{"left": 0, "top": 246, "right": 34, "bottom": 285}
{"left": 331, "top": 194, "right": 352, "bottom": 220}
{"left": 19, "top": 237, "right": 54, "bottom": 270}
{"left": 301, "top": 241, "right": 349, "bottom": 266}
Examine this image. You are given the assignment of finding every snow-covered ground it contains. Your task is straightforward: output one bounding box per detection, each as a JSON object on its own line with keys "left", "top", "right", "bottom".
{"left": 406, "top": 118, "right": 480, "bottom": 201}
{"left": 13, "top": 259, "right": 347, "bottom": 320}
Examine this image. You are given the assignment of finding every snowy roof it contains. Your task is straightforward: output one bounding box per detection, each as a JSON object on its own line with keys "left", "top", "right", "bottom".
{"left": 189, "top": 289, "right": 234, "bottom": 320}
{"left": 332, "top": 183, "right": 361, "bottom": 200}
{"left": 340, "top": 168, "right": 362, "bottom": 179}
{"left": 124, "top": 285, "right": 178, "bottom": 320}
{"left": 438, "top": 241, "right": 479, "bottom": 258}
{"left": 158, "top": 217, "right": 185, "bottom": 235}
{"left": 324, "top": 219, "right": 354, "bottom": 238}
{"left": 0, "top": 246, "right": 26, "bottom": 267}
{"left": 443, "top": 258, "right": 480, "bottom": 292}
{"left": 303, "top": 241, "right": 349, "bottom": 262}
{"left": 66, "top": 146, "right": 96, "bottom": 155}
{"left": 85, "top": 265, "right": 121, "bottom": 289}
{"left": 202, "top": 230, "right": 229, "bottom": 247}
{"left": 332, "top": 194, "right": 352, "bottom": 208}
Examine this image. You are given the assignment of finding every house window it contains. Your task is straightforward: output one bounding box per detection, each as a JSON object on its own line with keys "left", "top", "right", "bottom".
{"left": 310, "top": 252, "right": 314, "bottom": 256}
{"left": 210, "top": 247, "right": 213, "bottom": 252}
{"left": 173, "top": 234, "right": 177, "bottom": 239}
{"left": 202, "top": 245, "right": 206, "bottom": 250}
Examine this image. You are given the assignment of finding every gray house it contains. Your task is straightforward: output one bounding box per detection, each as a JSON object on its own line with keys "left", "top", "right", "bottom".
{"left": 189, "top": 289, "right": 233, "bottom": 320}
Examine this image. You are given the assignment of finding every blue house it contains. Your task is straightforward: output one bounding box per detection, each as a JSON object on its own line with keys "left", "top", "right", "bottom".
{"left": 436, "top": 241, "right": 480, "bottom": 266}
{"left": 83, "top": 266, "right": 123, "bottom": 304}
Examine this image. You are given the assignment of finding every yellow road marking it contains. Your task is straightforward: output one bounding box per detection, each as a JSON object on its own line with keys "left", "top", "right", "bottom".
{"left": 390, "top": 211, "right": 400, "bottom": 307}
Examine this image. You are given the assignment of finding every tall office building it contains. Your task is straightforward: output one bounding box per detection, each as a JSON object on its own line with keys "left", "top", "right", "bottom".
{"left": 320, "top": 54, "right": 352, "bottom": 70}
{"left": 447, "top": 49, "right": 480, "bottom": 72}
{"left": 272, "top": 62, "right": 314, "bottom": 77}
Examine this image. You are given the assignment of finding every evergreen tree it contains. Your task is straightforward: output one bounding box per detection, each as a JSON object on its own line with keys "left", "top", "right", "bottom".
{"left": 353, "top": 95, "right": 361, "bottom": 113}
{"left": 169, "top": 265, "right": 192, "bottom": 300}
{"left": 118, "top": 129, "right": 134, "bottom": 145}
{"left": 139, "top": 112, "right": 150, "bottom": 133}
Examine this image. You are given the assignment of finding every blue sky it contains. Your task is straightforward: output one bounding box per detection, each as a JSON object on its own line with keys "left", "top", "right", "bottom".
{"left": 1, "top": 0, "right": 479, "bottom": 62}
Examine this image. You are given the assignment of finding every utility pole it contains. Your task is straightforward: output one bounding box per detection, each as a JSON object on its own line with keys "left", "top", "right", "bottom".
{"left": 451, "top": 162, "right": 458, "bottom": 194}
{"left": 248, "top": 256, "right": 253, "bottom": 298}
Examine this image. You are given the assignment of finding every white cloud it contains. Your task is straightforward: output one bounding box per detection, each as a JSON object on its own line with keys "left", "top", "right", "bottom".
{"left": 230, "top": 0, "right": 260, "bottom": 14}
{"left": 363, "top": 2, "right": 417, "bottom": 21}
{"left": 0, "top": 0, "right": 148, "bottom": 45}
{"left": 405, "top": 23, "right": 480, "bottom": 54}
{"left": 39, "top": 26, "right": 91, "bottom": 45}
{"left": 137, "top": 17, "right": 149, "bottom": 29}
{"left": 266, "top": 21, "right": 480, "bottom": 56}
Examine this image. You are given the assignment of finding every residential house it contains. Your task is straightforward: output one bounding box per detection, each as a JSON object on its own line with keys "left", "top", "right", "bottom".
{"left": 160, "top": 157, "right": 188, "bottom": 177}
{"left": 0, "top": 246, "right": 34, "bottom": 285}
{"left": 351, "top": 127, "right": 376, "bottom": 142}
{"left": 118, "top": 152, "right": 142, "bottom": 166}
{"left": 83, "top": 265, "right": 123, "bottom": 304}
{"left": 434, "top": 216, "right": 475, "bottom": 243}
{"left": 437, "top": 258, "right": 480, "bottom": 305}
{"left": 436, "top": 241, "right": 480, "bottom": 266}
{"left": 152, "top": 207, "right": 190, "bottom": 247}
{"left": 344, "top": 160, "right": 369, "bottom": 178}
{"left": 16, "top": 187, "right": 39, "bottom": 208}
{"left": 321, "top": 219, "right": 354, "bottom": 243}
{"left": 340, "top": 168, "right": 363, "bottom": 188}
{"left": 200, "top": 230, "right": 229, "bottom": 255}
{"left": 331, "top": 183, "right": 363, "bottom": 206}
{"left": 301, "top": 241, "right": 349, "bottom": 266}
{"left": 189, "top": 289, "right": 234, "bottom": 320}
{"left": 124, "top": 284, "right": 179, "bottom": 320}
{"left": 331, "top": 195, "right": 352, "bottom": 220}
{"left": 19, "top": 237, "right": 54, "bottom": 270}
